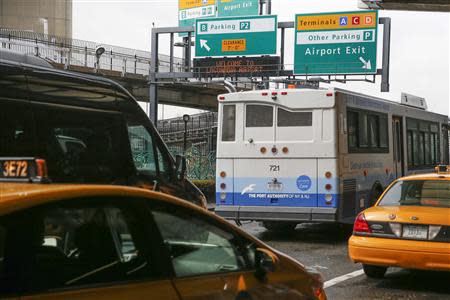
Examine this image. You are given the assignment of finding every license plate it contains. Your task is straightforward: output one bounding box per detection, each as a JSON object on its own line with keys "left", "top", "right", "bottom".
{"left": 402, "top": 225, "right": 428, "bottom": 239}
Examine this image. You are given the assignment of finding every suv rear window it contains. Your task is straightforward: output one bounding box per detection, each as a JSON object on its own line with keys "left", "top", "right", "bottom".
{"left": 378, "top": 180, "right": 450, "bottom": 208}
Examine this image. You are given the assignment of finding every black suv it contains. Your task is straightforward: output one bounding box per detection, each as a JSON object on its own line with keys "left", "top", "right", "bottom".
{"left": 0, "top": 50, "right": 205, "bottom": 207}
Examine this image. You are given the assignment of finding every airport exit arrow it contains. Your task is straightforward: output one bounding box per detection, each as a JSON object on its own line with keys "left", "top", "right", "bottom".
{"left": 200, "top": 39, "right": 211, "bottom": 52}
{"left": 359, "top": 57, "right": 372, "bottom": 70}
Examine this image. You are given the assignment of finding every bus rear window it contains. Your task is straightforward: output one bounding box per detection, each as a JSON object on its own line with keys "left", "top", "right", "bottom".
{"left": 222, "top": 105, "right": 236, "bottom": 141}
{"left": 378, "top": 180, "right": 450, "bottom": 208}
{"left": 246, "top": 105, "right": 273, "bottom": 127}
{"left": 277, "top": 108, "right": 312, "bottom": 127}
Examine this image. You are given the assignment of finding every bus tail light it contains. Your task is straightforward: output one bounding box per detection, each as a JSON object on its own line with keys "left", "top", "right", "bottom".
{"left": 262, "top": 92, "right": 268, "bottom": 96}
{"left": 325, "top": 171, "right": 332, "bottom": 179}
{"left": 219, "top": 96, "right": 225, "bottom": 101}
{"left": 220, "top": 171, "right": 226, "bottom": 178}
{"left": 353, "top": 213, "right": 371, "bottom": 234}
{"left": 271, "top": 147, "right": 277, "bottom": 154}
{"left": 281, "top": 91, "right": 288, "bottom": 95}
{"left": 260, "top": 147, "right": 267, "bottom": 154}
{"left": 326, "top": 92, "right": 333, "bottom": 97}
{"left": 271, "top": 92, "right": 277, "bottom": 96}
{"left": 220, "top": 192, "right": 227, "bottom": 200}
{"left": 282, "top": 147, "right": 288, "bottom": 153}
{"left": 220, "top": 183, "right": 226, "bottom": 190}
{"left": 325, "top": 184, "right": 332, "bottom": 191}
{"left": 325, "top": 194, "right": 333, "bottom": 203}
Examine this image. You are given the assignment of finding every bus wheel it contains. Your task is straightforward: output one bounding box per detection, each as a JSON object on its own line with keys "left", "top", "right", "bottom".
{"left": 262, "top": 221, "right": 297, "bottom": 232}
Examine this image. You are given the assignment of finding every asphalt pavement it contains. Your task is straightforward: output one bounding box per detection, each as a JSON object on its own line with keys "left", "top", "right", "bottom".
{"left": 239, "top": 222, "right": 450, "bottom": 300}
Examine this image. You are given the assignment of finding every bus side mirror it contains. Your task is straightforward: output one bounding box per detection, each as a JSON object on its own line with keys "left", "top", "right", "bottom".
{"left": 175, "top": 154, "right": 187, "bottom": 180}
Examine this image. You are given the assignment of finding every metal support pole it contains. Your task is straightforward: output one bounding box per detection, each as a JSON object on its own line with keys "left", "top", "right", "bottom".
{"left": 380, "top": 17, "right": 391, "bottom": 93}
{"left": 182, "top": 36, "right": 189, "bottom": 72}
{"left": 259, "top": 0, "right": 264, "bottom": 15}
{"left": 186, "top": 31, "right": 192, "bottom": 72}
{"left": 183, "top": 121, "right": 187, "bottom": 155}
{"left": 280, "top": 27, "right": 285, "bottom": 70}
{"left": 266, "top": 0, "right": 271, "bottom": 15}
{"left": 110, "top": 49, "right": 113, "bottom": 70}
{"left": 169, "top": 33, "right": 174, "bottom": 73}
{"left": 149, "top": 28, "right": 159, "bottom": 122}
{"left": 134, "top": 54, "right": 137, "bottom": 74}
{"left": 84, "top": 46, "right": 87, "bottom": 67}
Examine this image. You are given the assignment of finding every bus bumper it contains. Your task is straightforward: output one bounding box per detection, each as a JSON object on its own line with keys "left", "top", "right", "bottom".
{"left": 215, "top": 206, "right": 337, "bottom": 222}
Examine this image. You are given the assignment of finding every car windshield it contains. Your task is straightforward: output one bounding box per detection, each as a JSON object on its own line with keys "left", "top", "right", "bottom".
{"left": 378, "top": 180, "right": 450, "bottom": 208}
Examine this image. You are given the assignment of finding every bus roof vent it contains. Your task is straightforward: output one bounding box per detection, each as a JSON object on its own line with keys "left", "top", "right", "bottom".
{"left": 401, "top": 92, "right": 427, "bottom": 110}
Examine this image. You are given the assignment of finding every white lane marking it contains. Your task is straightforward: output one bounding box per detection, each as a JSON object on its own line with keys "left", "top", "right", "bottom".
{"left": 324, "top": 269, "right": 364, "bottom": 289}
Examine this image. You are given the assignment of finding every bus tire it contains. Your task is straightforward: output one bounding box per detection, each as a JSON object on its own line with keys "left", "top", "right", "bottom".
{"left": 369, "top": 185, "right": 383, "bottom": 207}
{"left": 262, "top": 221, "right": 297, "bottom": 232}
{"left": 363, "top": 264, "right": 387, "bottom": 278}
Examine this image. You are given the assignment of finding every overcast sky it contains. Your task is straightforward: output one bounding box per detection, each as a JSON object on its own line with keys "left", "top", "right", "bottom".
{"left": 73, "top": 0, "right": 449, "bottom": 119}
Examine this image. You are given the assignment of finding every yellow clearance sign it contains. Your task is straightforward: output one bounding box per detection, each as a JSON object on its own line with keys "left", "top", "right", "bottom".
{"left": 222, "top": 39, "right": 246, "bottom": 52}
{"left": 297, "top": 12, "right": 377, "bottom": 31}
{"left": 179, "top": 0, "right": 215, "bottom": 10}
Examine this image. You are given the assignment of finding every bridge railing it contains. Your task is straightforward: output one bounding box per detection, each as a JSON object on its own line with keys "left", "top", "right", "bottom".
{"left": 0, "top": 28, "right": 185, "bottom": 75}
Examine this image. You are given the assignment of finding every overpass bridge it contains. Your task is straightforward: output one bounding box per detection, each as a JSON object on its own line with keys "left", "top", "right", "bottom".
{"left": 0, "top": 28, "right": 228, "bottom": 111}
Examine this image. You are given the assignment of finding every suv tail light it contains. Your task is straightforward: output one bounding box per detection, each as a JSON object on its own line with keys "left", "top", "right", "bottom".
{"left": 353, "top": 213, "right": 371, "bottom": 234}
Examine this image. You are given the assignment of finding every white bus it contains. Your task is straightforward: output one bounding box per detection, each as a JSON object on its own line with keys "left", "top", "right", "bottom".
{"left": 215, "top": 88, "right": 449, "bottom": 230}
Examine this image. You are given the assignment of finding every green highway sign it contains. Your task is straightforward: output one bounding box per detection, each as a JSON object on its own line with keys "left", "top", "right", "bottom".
{"left": 294, "top": 11, "right": 378, "bottom": 75}
{"left": 195, "top": 15, "right": 277, "bottom": 57}
{"left": 179, "top": 0, "right": 216, "bottom": 36}
{"left": 217, "top": 0, "right": 259, "bottom": 17}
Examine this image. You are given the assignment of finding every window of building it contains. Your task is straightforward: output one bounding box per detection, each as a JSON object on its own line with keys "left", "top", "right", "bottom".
{"left": 347, "top": 108, "right": 388, "bottom": 153}
{"left": 246, "top": 105, "right": 273, "bottom": 127}
{"left": 406, "top": 118, "right": 440, "bottom": 169}
{"left": 277, "top": 108, "right": 312, "bottom": 127}
{"left": 221, "top": 105, "right": 236, "bottom": 142}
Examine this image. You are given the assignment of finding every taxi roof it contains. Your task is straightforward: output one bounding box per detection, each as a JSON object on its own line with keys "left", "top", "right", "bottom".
{"left": 400, "top": 173, "right": 450, "bottom": 181}
{"left": 0, "top": 183, "right": 199, "bottom": 216}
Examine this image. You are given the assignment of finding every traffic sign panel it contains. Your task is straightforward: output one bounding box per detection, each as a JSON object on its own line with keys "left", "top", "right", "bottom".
{"left": 217, "top": 0, "right": 259, "bottom": 17}
{"left": 195, "top": 15, "right": 277, "bottom": 57}
{"left": 294, "top": 11, "right": 378, "bottom": 75}
{"left": 179, "top": 0, "right": 216, "bottom": 31}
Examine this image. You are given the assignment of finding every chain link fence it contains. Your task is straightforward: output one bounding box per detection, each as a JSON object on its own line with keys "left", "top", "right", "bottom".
{"left": 157, "top": 112, "right": 218, "bottom": 180}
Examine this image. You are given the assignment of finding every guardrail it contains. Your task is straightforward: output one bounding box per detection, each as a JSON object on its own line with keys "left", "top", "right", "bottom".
{"left": 0, "top": 28, "right": 184, "bottom": 75}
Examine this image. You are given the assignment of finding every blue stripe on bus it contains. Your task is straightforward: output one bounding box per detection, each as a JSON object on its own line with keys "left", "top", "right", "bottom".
{"left": 216, "top": 192, "right": 339, "bottom": 208}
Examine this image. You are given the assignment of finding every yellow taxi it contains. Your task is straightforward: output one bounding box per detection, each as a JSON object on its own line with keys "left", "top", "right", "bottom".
{"left": 0, "top": 158, "right": 326, "bottom": 300}
{"left": 349, "top": 165, "right": 450, "bottom": 278}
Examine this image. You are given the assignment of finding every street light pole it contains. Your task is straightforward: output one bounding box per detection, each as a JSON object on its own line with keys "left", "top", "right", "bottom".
{"left": 183, "top": 114, "right": 190, "bottom": 156}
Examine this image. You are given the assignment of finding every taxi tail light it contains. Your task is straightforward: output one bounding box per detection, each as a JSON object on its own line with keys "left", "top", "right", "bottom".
{"left": 353, "top": 213, "right": 371, "bottom": 234}
{"left": 306, "top": 267, "right": 325, "bottom": 300}
{"left": 389, "top": 223, "right": 402, "bottom": 237}
{"left": 35, "top": 159, "right": 48, "bottom": 178}
{"left": 428, "top": 225, "right": 442, "bottom": 240}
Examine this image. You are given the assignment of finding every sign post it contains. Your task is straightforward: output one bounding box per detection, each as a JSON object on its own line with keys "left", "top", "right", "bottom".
{"left": 195, "top": 15, "right": 277, "bottom": 57}
{"left": 294, "top": 11, "right": 378, "bottom": 75}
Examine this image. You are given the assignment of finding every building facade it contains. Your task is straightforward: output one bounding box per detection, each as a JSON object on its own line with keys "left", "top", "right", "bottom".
{"left": 0, "top": 0, "right": 72, "bottom": 38}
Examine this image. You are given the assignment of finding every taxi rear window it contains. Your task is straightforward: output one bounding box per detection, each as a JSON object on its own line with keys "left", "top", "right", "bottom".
{"left": 378, "top": 180, "right": 450, "bottom": 208}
